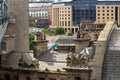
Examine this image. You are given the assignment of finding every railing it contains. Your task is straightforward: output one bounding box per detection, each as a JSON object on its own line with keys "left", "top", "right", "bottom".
{"left": 0, "top": 17, "right": 8, "bottom": 25}
{"left": 0, "top": 17, "right": 8, "bottom": 43}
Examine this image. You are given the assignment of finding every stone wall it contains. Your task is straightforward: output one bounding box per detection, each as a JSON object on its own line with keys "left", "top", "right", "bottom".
{"left": 0, "top": 68, "right": 67, "bottom": 80}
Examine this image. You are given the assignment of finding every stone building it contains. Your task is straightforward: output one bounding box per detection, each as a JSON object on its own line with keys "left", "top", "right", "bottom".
{"left": 0, "top": 0, "right": 95, "bottom": 80}
{"left": 1, "top": 0, "right": 120, "bottom": 80}
{"left": 33, "top": 31, "right": 48, "bottom": 58}
{"left": 91, "top": 21, "right": 120, "bottom": 80}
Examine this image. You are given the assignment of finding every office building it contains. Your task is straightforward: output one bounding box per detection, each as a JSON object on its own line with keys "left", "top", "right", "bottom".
{"left": 96, "top": 0, "right": 120, "bottom": 24}
{"left": 52, "top": 0, "right": 97, "bottom": 33}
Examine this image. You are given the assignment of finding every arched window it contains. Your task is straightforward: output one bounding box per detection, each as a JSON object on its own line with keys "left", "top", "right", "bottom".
{"left": 75, "top": 77, "right": 81, "bottom": 80}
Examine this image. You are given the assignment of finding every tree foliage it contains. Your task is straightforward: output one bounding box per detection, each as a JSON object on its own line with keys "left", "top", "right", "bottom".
{"left": 29, "top": 33, "right": 35, "bottom": 50}
{"left": 55, "top": 27, "right": 65, "bottom": 35}
{"left": 29, "top": 21, "right": 37, "bottom": 27}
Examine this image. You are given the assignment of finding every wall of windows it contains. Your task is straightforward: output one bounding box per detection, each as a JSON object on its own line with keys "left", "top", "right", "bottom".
{"left": 0, "top": 0, "right": 8, "bottom": 25}
{"left": 71, "top": 0, "right": 97, "bottom": 25}
{"left": 58, "top": 0, "right": 97, "bottom": 26}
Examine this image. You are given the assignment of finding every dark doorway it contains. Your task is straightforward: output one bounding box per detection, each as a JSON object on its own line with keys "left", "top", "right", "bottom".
{"left": 14, "top": 75, "right": 19, "bottom": 80}
{"left": 39, "top": 78, "right": 45, "bottom": 80}
{"left": 0, "top": 55, "right": 1, "bottom": 65}
{"left": 26, "top": 77, "right": 31, "bottom": 80}
{"left": 75, "top": 77, "right": 81, "bottom": 80}
{"left": 5, "top": 74, "right": 10, "bottom": 80}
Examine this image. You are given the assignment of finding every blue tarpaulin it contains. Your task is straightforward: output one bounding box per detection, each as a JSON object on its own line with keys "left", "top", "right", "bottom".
{"left": 50, "top": 43, "right": 57, "bottom": 49}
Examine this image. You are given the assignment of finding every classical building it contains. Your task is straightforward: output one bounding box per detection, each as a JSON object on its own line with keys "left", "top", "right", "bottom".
{"left": 91, "top": 21, "right": 120, "bottom": 80}
{"left": 2, "top": 0, "right": 120, "bottom": 80}
{"left": 0, "top": 0, "right": 96, "bottom": 80}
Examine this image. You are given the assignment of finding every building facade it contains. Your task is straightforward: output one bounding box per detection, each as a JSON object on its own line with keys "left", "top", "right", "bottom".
{"left": 52, "top": 0, "right": 97, "bottom": 33}
{"left": 96, "top": 0, "right": 120, "bottom": 24}
{"left": 96, "top": 5, "right": 120, "bottom": 24}
{"left": 29, "top": 2, "right": 53, "bottom": 28}
{"left": 0, "top": 0, "right": 8, "bottom": 66}
{"left": 52, "top": 5, "right": 74, "bottom": 32}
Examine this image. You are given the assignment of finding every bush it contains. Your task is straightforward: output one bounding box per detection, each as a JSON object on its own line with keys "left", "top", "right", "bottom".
{"left": 29, "top": 21, "right": 37, "bottom": 27}
{"left": 55, "top": 27, "right": 65, "bottom": 35}
{"left": 29, "top": 33, "right": 35, "bottom": 50}
{"left": 42, "top": 28, "right": 56, "bottom": 36}
{"left": 45, "top": 68, "right": 49, "bottom": 72}
{"left": 57, "top": 69, "right": 61, "bottom": 72}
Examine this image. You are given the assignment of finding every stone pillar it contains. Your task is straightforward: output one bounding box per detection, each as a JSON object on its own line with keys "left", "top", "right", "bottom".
{"left": 8, "top": 0, "right": 29, "bottom": 52}
{"left": 74, "top": 39, "right": 90, "bottom": 54}
{"left": 91, "top": 41, "right": 106, "bottom": 80}
{"left": 31, "top": 73, "right": 38, "bottom": 80}
{"left": 33, "top": 40, "right": 48, "bottom": 59}
{"left": 19, "top": 74, "right": 26, "bottom": 80}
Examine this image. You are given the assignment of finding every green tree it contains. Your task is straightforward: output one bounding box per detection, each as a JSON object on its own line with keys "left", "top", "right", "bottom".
{"left": 29, "top": 33, "right": 35, "bottom": 50}
{"left": 55, "top": 27, "right": 65, "bottom": 35}
{"left": 29, "top": 21, "right": 37, "bottom": 27}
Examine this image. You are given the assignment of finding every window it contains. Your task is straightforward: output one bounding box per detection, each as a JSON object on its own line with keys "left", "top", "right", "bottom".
{"left": 102, "top": 14, "right": 105, "bottom": 16}
{"left": 1, "top": 42, "right": 6, "bottom": 51}
{"left": 75, "top": 77, "right": 81, "bottom": 80}
{"left": 14, "top": 76, "right": 19, "bottom": 80}
{"left": 103, "top": 10, "right": 105, "bottom": 12}
{"left": 65, "top": 21, "right": 67, "bottom": 26}
{"left": 97, "top": 6, "right": 100, "bottom": 9}
{"left": 26, "top": 77, "right": 31, "bottom": 80}
{"left": 68, "top": 21, "right": 70, "bottom": 26}
{"left": 102, "top": 17, "right": 104, "bottom": 19}
{"left": 5, "top": 74, "right": 10, "bottom": 80}
{"left": 39, "top": 78, "right": 45, "bottom": 80}
{"left": 50, "top": 79, "right": 56, "bottom": 80}
{"left": 107, "top": 10, "right": 109, "bottom": 12}
{"left": 98, "top": 14, "right": 100, "bottom": 16}
{"left": 62, "top": 21, "right": 64, "bottom": 26}
{"left": 60, "top": 21, "right": 61, "bottom": 26}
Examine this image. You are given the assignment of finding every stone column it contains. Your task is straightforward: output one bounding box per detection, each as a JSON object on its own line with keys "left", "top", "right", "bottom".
{"left": 91, "top": 41, "right": 106, "bottom": 80}
{"left": 33, "top": 40, "right": 48, "bottom": 59}
{"left": 74, "top": 38, "right": 90, "bottom": 54}
{"left": 8, "top": 0, "right": 29, "bottom": 52}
